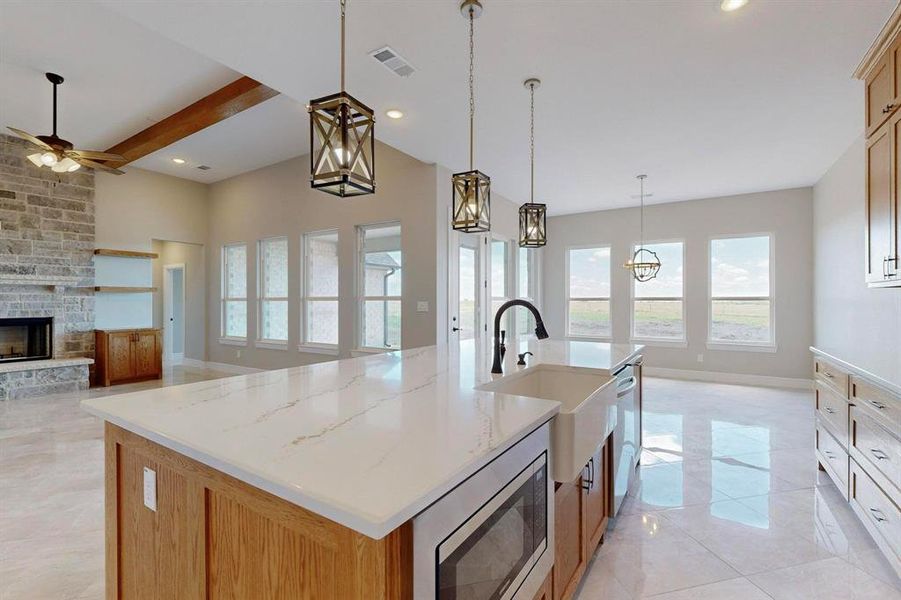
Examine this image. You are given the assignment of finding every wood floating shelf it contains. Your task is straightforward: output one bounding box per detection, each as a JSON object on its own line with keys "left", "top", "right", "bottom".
{"left": 94, "top": 286, "right": 157, "bottom": 293}
{"left": 94, "top": 249, "right": 159, "bottom": 259}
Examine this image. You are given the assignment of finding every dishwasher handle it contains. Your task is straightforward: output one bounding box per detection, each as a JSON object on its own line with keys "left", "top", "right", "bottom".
{"left": 616, "top": 376, "right": 637, "bottom": 398}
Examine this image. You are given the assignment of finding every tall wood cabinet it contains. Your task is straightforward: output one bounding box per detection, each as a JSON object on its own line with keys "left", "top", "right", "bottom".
{"left": 858, "top": 8, "right": 901, "bottom": 287}
{"left": 95, "top": 329, "right": 162, "bottom": 387}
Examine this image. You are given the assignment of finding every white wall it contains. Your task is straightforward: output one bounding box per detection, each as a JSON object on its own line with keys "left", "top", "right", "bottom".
{"left": 205, "top": 141, "right": 439, "bottom": 370}
{"left": 813, "top": 137, "right": 901, "bottom": 386}
{"left": 94, "top": 167, "right": 208, "bottom": 356}
{"left": 543, "top": 188, "right": 814, "bottom": 380}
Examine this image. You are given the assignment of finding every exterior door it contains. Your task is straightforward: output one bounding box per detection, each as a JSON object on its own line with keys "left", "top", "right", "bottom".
{"left": 107, "top": 332, "right": 135, "bottom": 382}
{"left": 449, "top": 230, "right": 488, "bottom": 340}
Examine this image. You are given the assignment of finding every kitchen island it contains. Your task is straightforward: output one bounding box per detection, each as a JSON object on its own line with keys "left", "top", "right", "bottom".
{"left": 83, "top": 338, "right": 642, "bottom": 599}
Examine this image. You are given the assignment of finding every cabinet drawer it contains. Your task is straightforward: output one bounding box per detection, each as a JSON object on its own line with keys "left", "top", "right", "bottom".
{"left": 815, "top": 383, "right": 849, "bottom": 448}
{"left": 851, "top": 376, "right": 901, "bottom": 433}
{"left": 816, "top": 421, "right": 849, "bottom": 499}
{"left": 851, "top": 406, "right": 901, "bottom": 499}
{"left": 850, "top": 458, "right": 901, "bottom": 565}
{"left": 814, "top": 358, "right": 849, "bottom": 397}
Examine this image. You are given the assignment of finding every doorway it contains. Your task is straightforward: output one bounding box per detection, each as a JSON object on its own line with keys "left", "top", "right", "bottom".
{"left": 449, "top": 231, "right": 488, "bottom": 340}
{"left": 163, "top": 264, "right": 185, "bottom": 363}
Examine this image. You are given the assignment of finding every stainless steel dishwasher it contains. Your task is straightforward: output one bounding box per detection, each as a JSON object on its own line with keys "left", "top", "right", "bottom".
{"left": 610, "top": 361, "right": 640, "bottom": 516}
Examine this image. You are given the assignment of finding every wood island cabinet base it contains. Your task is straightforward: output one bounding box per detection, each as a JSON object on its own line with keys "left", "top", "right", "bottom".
{"left": 104, "top": 424, "right": 412, "bottom": 599}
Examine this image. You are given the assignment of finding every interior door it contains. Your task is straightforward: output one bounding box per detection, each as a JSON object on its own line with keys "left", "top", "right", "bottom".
{"left": 164, "top": 265, "right": 186, "bottom": 361}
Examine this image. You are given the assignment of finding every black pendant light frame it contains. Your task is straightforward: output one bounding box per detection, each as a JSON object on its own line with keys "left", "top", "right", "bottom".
{"left": 519, "top": 78, "right": 547, "bottom": 248}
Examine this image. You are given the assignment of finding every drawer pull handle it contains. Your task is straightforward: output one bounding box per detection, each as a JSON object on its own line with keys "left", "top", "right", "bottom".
{"left": 824, "top": 407, "right": 836, "bottom": 414}
{"left": 869, "top": 507, "right": 888, "bottom": 523}
{"left": 823, "top": 372, "right": 834, "bottom": 379}
{"left": 884, "top": 104, "right": 897, "bottom": 113}
{"left": 824, "top": 450, "right": 836, "bottom": 459}
{"left": 870, "top": 449, "right": 889, "bottom": 461}
{"left": 867, "top": 400, "right": 887, "bottom": 410}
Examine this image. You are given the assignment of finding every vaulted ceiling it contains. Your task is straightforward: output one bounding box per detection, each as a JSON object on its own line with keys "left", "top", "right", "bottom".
{"left": 1, "top": 1, "right": 895, "bottom": 214}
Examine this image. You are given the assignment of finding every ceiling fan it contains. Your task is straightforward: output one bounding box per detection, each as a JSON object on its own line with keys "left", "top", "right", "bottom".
{"left": 7, "top": 72, "right": 125, "bottom": 175}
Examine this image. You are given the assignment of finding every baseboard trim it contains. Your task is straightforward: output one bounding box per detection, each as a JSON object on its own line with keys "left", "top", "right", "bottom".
{"left": 643, "top": 367, "right": 813, "bottom": 390}
{"left": 181, "top": 358, "right": 264, "bottom": 374}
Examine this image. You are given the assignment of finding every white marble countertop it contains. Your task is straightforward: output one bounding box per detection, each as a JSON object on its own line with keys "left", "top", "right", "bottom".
{"left": 81, "top": 338, "right": 643, "bottom": 539}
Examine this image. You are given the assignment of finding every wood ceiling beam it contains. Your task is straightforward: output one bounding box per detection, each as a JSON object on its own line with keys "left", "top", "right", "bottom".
{"left": 102, "top": 76, "right": 279, "bottom": 167}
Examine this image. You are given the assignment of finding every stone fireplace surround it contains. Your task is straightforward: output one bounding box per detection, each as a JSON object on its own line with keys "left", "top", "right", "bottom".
{"left": 0, "top": 134, "right": 95, "bottom": 400}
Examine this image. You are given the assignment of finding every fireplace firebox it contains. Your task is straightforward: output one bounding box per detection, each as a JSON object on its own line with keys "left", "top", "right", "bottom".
{"left": 0, "top": 317, "right": 53, "bottom": 363}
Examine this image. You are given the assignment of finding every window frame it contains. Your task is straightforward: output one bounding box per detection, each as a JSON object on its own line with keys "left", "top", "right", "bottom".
{"left": 220, "top": 242, "right": 248, "bottom": 345}
{"left": 300, "top": 229, "right": 340, "bottom": 355}
{"left": 707, "top": 232, "right": 776, "bottom": 352}
{"left": 564, "top": 243, "right": 613, "bottom": 341}
{"left": 357, "top": 221, "right": 403, "bottom": 352}
{"left": 489, "top": 236, "right": 515, "bottom": 336}
{"left": 515, "top": 245, "right": 542, "bottom": 338}
{"left": 256, "top": 236, "right": 289, "bottom": 348}
{"left": 629, "top": 239, "right": 687, "bottom": 347}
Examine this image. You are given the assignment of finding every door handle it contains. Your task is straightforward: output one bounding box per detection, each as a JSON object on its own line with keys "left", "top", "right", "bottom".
{"left": 582, "top": 456, "right": 595, "bottom": 491}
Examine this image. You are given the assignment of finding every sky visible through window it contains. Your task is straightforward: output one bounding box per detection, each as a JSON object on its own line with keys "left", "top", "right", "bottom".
{"left": 569, "top": 247, "right": 611, "bottom": 297}
{"left": 711, "top": 236, "right": 770, "bottom": 297}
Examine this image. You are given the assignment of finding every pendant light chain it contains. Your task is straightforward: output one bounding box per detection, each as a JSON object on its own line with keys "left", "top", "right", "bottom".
{"left": 639, "top": 175, "right": 645, "bottom": 245}
{"left": 340, "top": 0, "right": 346, "bottom": 92}
{"left": 468, "top": 8, "right": 475, "bottom": 170}
{"left": 529, "top": 82, "right": 535, "bottom": 204}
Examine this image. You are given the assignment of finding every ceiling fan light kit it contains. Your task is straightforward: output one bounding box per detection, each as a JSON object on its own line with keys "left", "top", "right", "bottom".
{"left": 452, "top": 0, "right": 491, "bottom": 233}
{"left": 309, "top": 0, "right": 376, "bottom": 197}
{"left": 519, "top": 77, "right": 547, "bottom": 248}
{"left": 623, "top": 174, "right": 661, "bottom": 282}
{"left": 8, "top": 72, "right": 125, "bottom": 175}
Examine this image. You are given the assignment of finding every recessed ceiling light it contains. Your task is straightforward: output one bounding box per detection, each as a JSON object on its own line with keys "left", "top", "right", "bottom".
{"left": 386, "top": 109, "right": 404, "bottom": 119}
{"left": 172, "top": 158, "right": 186, "bottom": 164}
{"left": 721, "top": 0, "right": 749, "bottom": 11}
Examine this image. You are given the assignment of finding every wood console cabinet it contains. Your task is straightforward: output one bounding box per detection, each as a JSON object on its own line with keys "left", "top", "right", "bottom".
{"left": 95, "top": 328, "right": 162, "bottom": 387}
{"left": 857, "top": 8, "right": 901, "bottom": 287}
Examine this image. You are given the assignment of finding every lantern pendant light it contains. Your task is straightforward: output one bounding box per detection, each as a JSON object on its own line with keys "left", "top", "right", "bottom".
{"left": 519, "top": 78, "right": 547, "bottom": 248}
{"left": 309, "top": 0, "right": 376, "bottom": 197}
{"left": 451, "top": 0, "right": 491, "bottom": 232}
{"left": 623, "top": 174, "right": 661, "bottom": 282}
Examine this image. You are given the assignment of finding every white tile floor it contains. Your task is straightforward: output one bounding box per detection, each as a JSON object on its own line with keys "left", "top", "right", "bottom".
{"left": 0, "top": 374, "right": 898, "bottom": 599}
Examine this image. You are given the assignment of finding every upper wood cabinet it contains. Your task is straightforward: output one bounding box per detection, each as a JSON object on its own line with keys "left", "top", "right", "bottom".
{"left": 858, "top": 9, "right": 901, "bottom": 287}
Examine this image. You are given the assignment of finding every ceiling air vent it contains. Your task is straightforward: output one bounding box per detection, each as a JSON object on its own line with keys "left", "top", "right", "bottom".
{"left": 369, "top": 46, "right": 415, "bottom": 78}
{"left": 196, "top": 165, "right": 212, "bottom": 171}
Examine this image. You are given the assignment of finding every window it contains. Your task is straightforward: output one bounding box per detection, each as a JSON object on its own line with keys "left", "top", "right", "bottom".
{"left": 490, "top": 239, "right": 512, "bottom": 334}
{"left": 566, "top": 246, "right": 611, "bottom": 338}
{"left": 302, "top": 230, "right": 339, "bottom": 348}
{"left": 360, "top": 223, "right": 402, "bottom": 349}
{"left": 632, "top": 241, "right": 684, "bottom": 341}
{"left": 709, "top": 235, "right": 773, "bottom": 346}
{"left": 221, "top": 243, "right": 247, "bottom": 339}
{"left": 258, "top": 237, "right": 289, "bottom": 343}
{"left": 516, "top": 246, "right": 539, "bottom": 336}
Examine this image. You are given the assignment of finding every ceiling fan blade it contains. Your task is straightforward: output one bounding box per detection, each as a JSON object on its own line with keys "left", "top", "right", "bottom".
{"left": 6, "top": 127, "right": 54, "bottom": 151}
{"left": 73, "top": 157, "right": 124, "bottom": 175}
{"left": 66, "top": 149, "right": 124, "bottom": 161}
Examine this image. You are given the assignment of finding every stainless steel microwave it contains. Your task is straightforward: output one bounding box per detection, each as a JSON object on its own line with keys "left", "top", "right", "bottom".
{"left": 413, "top": 422, "right": 554, "bottom": 599}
